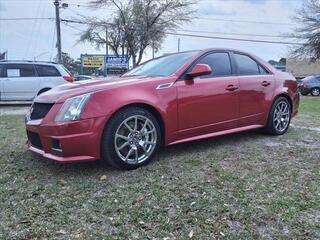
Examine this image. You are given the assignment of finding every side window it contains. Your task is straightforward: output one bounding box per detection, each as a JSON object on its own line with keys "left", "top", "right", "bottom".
{"left": 196, "top": 52, "right": 232, "bottom": 78}
{"left": 258, "top": 65, "right": 269, "bottom": 75}
{"left": 6, "top": 64, "right": 36, "bottom": 77}
{"left": 35, "top": 65, "right": 61, "bottom": 77}
{"left": 234, "top": 53, "right": 260, "bottom": 75}
{"left": 0, "top": 65, "right": 4, "bottom": 78}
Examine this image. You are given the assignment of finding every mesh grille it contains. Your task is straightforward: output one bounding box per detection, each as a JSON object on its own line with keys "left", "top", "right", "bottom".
{"left": 30, "top": 103, "right": 54, "bottom": 120}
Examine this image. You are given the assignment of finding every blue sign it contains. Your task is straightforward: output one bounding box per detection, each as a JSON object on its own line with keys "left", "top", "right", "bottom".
{"left": 106, "top": 55, "right": 129, "bottom": 69}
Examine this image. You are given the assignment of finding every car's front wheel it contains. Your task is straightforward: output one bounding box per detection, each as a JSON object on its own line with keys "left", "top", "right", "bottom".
{"left": 101, "top": 107, "right": 161, "bottom": 170}
{"left": 264, "top": 97, "right": 291, "bottom": 135}
{"left": 311, "top": 87, "right": 320, "bottom": 96}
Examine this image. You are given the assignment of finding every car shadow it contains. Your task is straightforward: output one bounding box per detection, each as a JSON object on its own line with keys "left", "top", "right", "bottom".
{"left": 25, "top": 129, "right": 270, "bottom": 177}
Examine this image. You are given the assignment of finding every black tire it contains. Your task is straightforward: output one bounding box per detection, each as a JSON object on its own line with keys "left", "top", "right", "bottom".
{"left": 300, "top": 91, "right": 308, "bottom": 96}
{"left": 311, "top": 87, "right": 320, "bottom": 96}
{"left": 101, "top": 107, "right": 161, "bottom": 170}
{"left": 264, "top": 97, "right": 292, "bottom": 135}
{"left": 37, "top": 88, "right": 51, "bottom": 96}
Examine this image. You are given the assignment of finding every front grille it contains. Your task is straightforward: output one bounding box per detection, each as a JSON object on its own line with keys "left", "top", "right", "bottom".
{"left": 30, "top": 103, "right": 54, "bottom": 120}
{"left": 27, "top": 131, "right": 43, "bottom": 150}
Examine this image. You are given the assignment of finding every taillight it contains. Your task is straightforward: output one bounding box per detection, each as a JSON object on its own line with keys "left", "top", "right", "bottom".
{"left": 63, "top": 76, "right": 74, "bottom": 83}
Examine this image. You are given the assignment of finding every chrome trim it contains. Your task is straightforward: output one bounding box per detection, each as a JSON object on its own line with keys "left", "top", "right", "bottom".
{"left": 156, "top": 82, "right": 174, "bottom": 90}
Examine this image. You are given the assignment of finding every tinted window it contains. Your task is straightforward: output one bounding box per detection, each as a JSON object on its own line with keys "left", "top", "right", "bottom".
{"left": 35, "top": 65, "right": 61, "bottom": 77}
{"left": 234, "top": 54, "right": 260, "bottom": 75}
{"left": 197, "top": 52, "right": 232, "bottom": 78}
{"left": 124, "top": 51, "right": 199, "bottom": 77}
{"left": 0, "top": 65, "right": 4, "bottom": 77}
{"left": 259, "top": 65, "right": 269, "bottom": 75}
{"left": 6, "top": 64, "right": 36, "bottom": 77}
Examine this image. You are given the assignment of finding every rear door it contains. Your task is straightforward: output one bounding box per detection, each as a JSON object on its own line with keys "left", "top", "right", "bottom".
{"left": 35, "top": 64, "right": 63, "bottom": 89}
{"left": 177, "top": 51, "right": 239, "bottom": 137}
{"left": 3, "top": 64, "right": 40, "bottom": 101}
{"left": 232, "top": 52, "right": 275, "bottom": 126}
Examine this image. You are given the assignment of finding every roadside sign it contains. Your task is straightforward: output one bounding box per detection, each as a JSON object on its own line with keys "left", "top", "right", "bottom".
{"left": 106, "top": 55, "right": 129, "bottom": 68}
{"left": 106, "top": 55, "right": 129, "bottom": 75}
{"left": 82, "top": 55, "right": 105, "bottom": 68}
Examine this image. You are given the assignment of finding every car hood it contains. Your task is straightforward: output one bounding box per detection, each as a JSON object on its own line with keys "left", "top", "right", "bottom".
{"left": 35, "top": 76, "right": 161, "bottom": 103}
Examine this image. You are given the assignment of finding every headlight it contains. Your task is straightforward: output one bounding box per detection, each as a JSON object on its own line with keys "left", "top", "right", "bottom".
{"left": 55, "top": 93, "right": 91, "bottom": 122}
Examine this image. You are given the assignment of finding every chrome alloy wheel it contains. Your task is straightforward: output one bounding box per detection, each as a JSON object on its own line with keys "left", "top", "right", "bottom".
{"left": 273, "top": 100, "right": 290, "bottom": 132}
{"left": 114, "top": 115, "right": 157, "bottom": 164}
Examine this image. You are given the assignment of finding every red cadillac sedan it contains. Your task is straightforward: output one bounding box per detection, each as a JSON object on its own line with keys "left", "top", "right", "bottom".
{"left": 25, "top": 49, "right": 299, "bottom": 169}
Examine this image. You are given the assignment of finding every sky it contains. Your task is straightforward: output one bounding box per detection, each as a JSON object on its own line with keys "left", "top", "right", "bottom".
{"left": 0, "top": 0, "right": 303, "bottom": 64}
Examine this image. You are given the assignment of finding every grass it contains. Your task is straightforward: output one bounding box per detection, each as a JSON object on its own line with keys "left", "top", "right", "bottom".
{"left": 0, "top": 97, "right": 319, "bottom": 239}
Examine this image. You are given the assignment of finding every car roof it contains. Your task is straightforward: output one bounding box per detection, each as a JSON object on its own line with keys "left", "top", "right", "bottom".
{"left": 0, "top": 60, "right": 59, "bottom": 66}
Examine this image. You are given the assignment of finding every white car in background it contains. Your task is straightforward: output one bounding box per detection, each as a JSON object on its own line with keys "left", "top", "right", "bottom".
{"left": 0, "top": 61, "right": 74, "bottom": 101}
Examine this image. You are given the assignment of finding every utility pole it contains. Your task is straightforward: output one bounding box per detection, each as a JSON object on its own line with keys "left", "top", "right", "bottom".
{"left": 105, "top": 28, "right": 109, "bottom": 57}
{"left": 54, "top": 0, "right": 62, "bottom": 63}
{"left": 105, "top": 27, "right": 108, "bottom": 77}
{"left": 152, "top": 42, "right": 155, "bottom": 59}
{"left": 178, "top": 38, "right": 181, "bottom": 53}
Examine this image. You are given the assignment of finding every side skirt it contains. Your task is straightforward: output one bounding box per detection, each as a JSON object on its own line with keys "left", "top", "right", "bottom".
{"left": 167, "top": 124, "right": 264, "bottom": 146}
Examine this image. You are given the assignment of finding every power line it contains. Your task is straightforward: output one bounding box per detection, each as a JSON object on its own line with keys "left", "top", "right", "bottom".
{"left": 166, "top": 32, "right": 303, "bottom": 45}
{"left": 24, "top": 0, "right": 43, "bottom": 59}
{"left": 0, "top": 18, "right": 54, "bottom": 21}
{"left": 196, "top": 17, "right": 294, "bottom": 26}
{"left": 178, "top": 29, "right": 292, "bottom": 39}
{"left": 61, "top": 19, "right": 304, "bottom": 45}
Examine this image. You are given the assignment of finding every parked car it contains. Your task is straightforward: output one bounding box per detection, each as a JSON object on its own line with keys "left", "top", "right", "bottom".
{"left": 299, "top": 75, "right": 320, "bottom": 96}
{"left": 25, "top": 49, "right": 300, "bottom": 170}
{"left": 74, "top": 75, "right": 94, "bottom": 81}
{"left": 0, "top": 61, "right": 74, "bottom": 101}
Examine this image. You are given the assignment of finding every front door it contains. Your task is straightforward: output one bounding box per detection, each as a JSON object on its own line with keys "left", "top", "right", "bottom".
{"left": 177, "top": 52, "right": 239, "bottom": 138}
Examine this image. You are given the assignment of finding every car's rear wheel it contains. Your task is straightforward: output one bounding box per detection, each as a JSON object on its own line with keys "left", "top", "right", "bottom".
{"left": 101, "top": 107, "right": 161, "bottom": 170}
{"left": 311, "top": 87, "right": 320, "bottom": 96}
{"left": 264, "top": 97, "right": 291, "bottom": 135}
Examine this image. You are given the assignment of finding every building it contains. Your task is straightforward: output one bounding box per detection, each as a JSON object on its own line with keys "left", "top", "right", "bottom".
{"left": 286, "top": 58, "right": 320, "bottom": 79}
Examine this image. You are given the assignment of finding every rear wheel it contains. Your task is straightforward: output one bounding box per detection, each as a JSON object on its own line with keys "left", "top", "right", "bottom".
{"left": 101, "top": 107, "right": 161, "bottom": 170}
{"left": 264, "top": 97, "right": 291, "bottom": 135}
{"left": 311, "top": 88, "right": 320, "bottom": 96}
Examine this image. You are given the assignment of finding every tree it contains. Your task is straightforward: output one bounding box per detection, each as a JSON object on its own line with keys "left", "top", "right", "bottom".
{"left": 56, "top": 52, "right": 81, "bottom": 75}
{"left": 291, "top": 0, "right": 320, "bottom": 59}
{"left": 80, "top": 0, "right": 195, "bottom": 67}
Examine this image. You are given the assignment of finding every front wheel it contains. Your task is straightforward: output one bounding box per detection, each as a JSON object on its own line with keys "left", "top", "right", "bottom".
{"left": 101, "top": 107, "right": 161, "bottom": 170}
{"left": 264, "top": 97, "right": 291, "bottom": 135}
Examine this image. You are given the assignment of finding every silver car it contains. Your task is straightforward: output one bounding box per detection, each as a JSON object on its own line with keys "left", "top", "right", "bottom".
{"left": 0, "top": 61, "right": 74, "bottom": 101}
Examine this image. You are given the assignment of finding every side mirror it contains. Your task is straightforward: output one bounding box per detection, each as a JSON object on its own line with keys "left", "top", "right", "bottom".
{"left": 187, "top": 64, "right": 212, "bottom": 78}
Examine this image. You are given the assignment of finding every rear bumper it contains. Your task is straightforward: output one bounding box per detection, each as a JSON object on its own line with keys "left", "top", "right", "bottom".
{"left": 26, "top": 116, "right": 107, "bottom": 163}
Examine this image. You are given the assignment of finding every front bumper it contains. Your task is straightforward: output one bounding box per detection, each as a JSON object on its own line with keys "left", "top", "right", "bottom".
{"left": 26, "top": 116, "right": 107, "bottom": 163}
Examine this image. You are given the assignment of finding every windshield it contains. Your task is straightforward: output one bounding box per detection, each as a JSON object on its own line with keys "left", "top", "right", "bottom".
{"left": 124, "top": 51, "right": 199, "bottom": 77}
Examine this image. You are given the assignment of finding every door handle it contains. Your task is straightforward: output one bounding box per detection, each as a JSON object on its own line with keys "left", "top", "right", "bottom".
{"left": 262, "top": 81, "right": 271, "bottom": 87}
{"left": 226, "top": 85, "right": 238, "bottom": 91}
